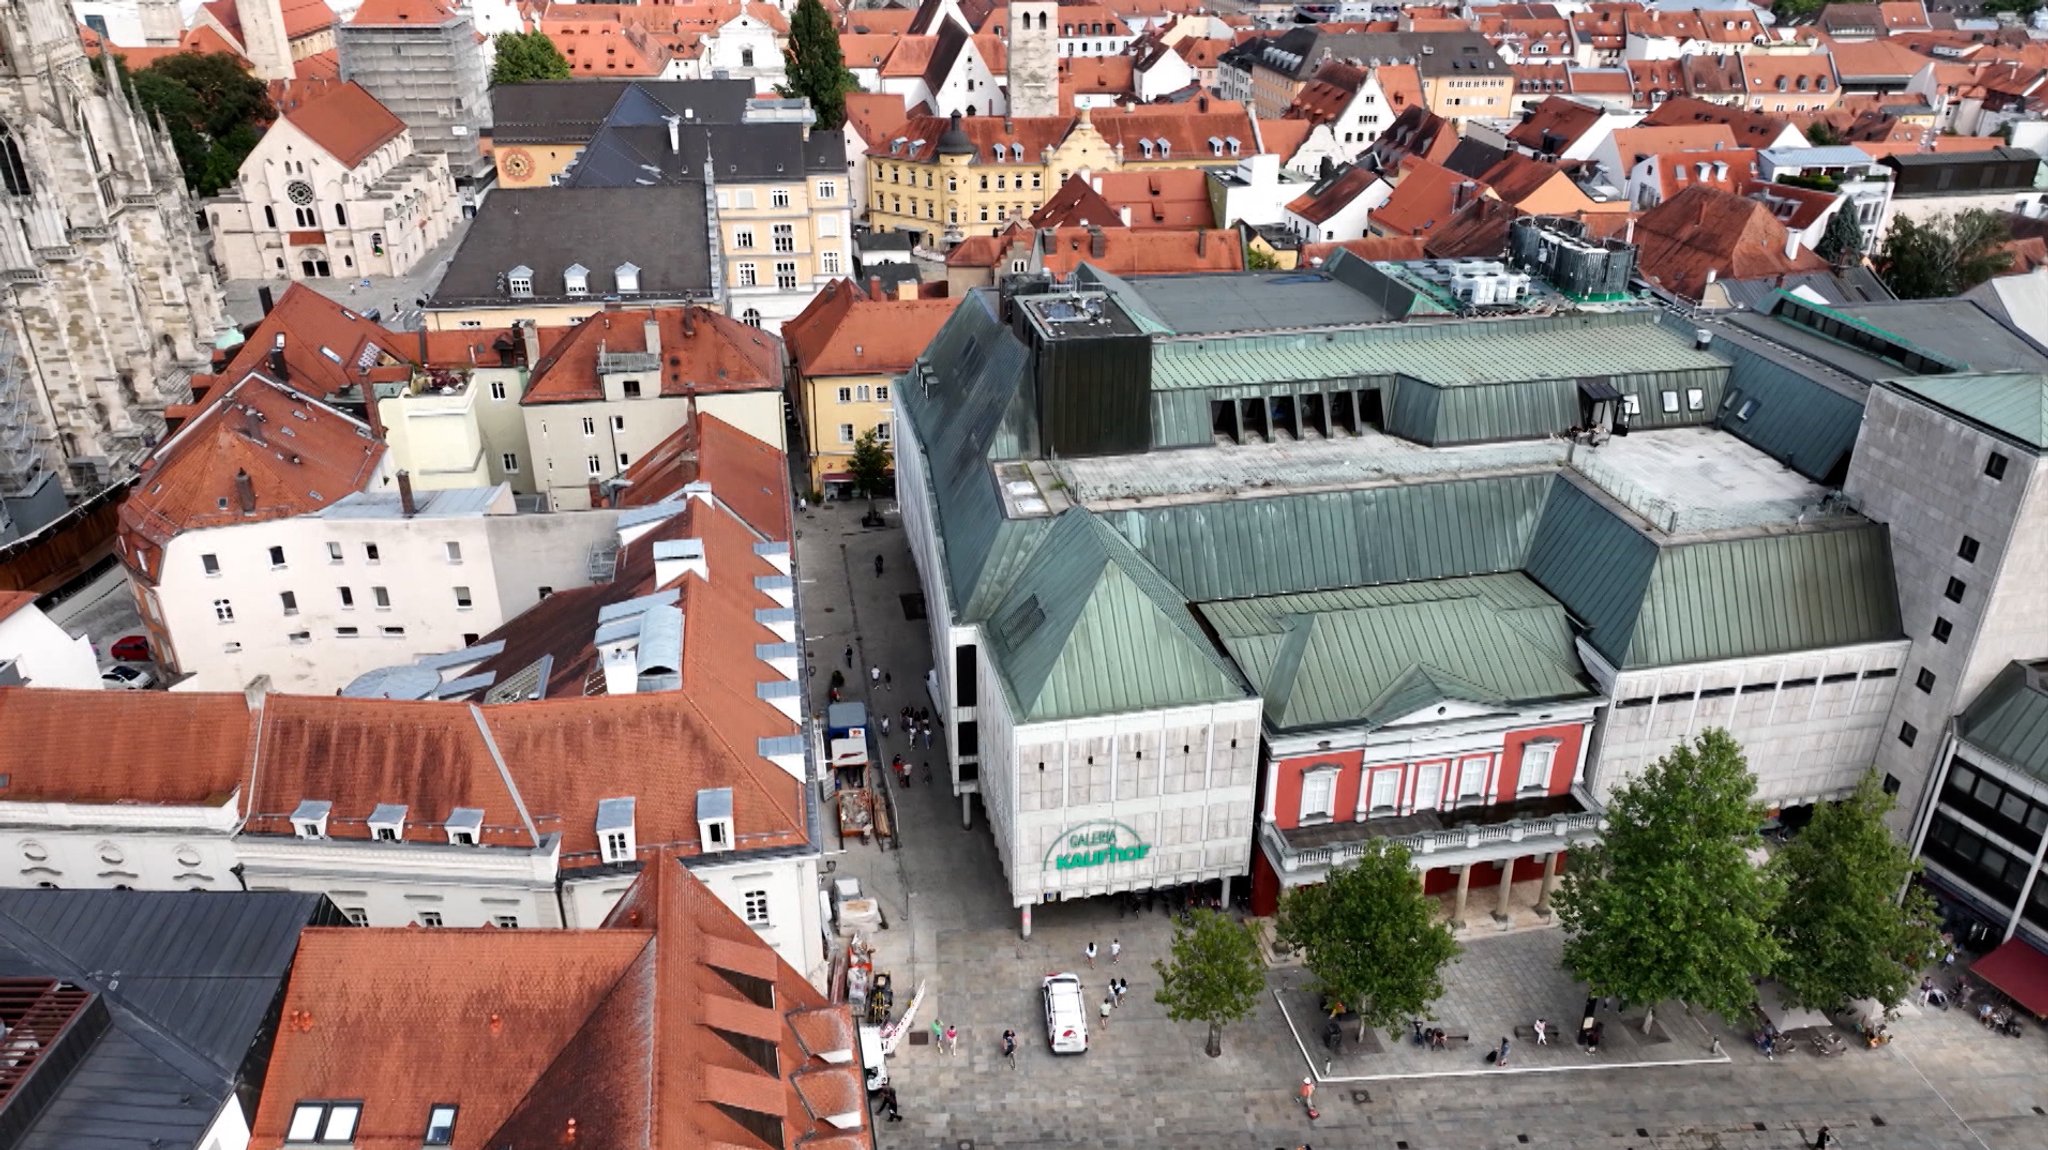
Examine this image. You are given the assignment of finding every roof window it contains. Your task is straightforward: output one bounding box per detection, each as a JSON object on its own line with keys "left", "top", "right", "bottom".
{"left": 293, "top": 799, "right": 331, "bottom": 840}
{"left": 564, "top": 262, "right": 589, "bottom": 298}
{"left": 616, "top": 262, "right": 640, "bottom": 295}
{"left": 446, "top": 807, "right": 484, "bottom": 846}
{"left": 287, "top": 1101, "right": 360, "bottom": 1144}
{"left": 698, "top": 786, "right": 734, "bottom": 853}
{"left": 507, "top": 265, "right": 533, "bottom": 298}
{"left": 368, "top": 803, "right": 407, "bottom": 842}
{"left": 597, "top": 796, "right": 637, "bottom": 863}
{"left": 425, "top": 1104, "right": 458, "bottom": 1146}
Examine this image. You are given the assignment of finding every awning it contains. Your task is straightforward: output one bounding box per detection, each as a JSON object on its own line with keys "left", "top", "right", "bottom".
{"left": 1577, "top": 376, "right": 1622, "bottom": 402}
{"left": 1754, "top": 980, "right": 1830, "bottom": 1032}
{"left": 1971, "top": 937, "right": 2048, "bottom": 1018}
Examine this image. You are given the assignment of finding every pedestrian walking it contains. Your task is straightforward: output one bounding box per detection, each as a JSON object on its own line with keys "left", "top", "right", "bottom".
{"left": 1085, "top": 941, "right": 1097, "bottom": 968}
{"left": 944, "top": 1024, "right": 958, "bottom": 1055}
{"left": 1002, "top": 1028, "right": 1018, "bottom": 1067}
{"left": 1110, "top": 938, "right": 1122, "bottom": 965}
{"left": 884, "top": 670, "right": 893, "bottom": 690}
{"left": 1533, "top": 1018, "right": 1548, "bottom": 1046}
{"left": 844, "top": 645, "right": 853, "bottom": 669}
{"left": 877, "top": 1085, "right": 902, "bottom": 1122}
{"left": 1297, "top": 1077, "right": 1317, "bottom": 1119}
{"left": 930, "top": 1019, "right": 944, "bottom": 1051}
{"left": 1116, "top": 978, "right": 1129, "bottom": 1006}
{"left": 880, "top": 715, "right": 890, "bottom": 736}
{"left": 1100, "top": 996, "right": 1113, "bottom": 1031}
{"left": 1812, "top": 1125, "right": 1832, "bottom": 1149}
{"left": 798, "top": 496, "right": 808, "bottom": 513}
{"left": 1495, "top": 1037, "right": 1511, "bottom": 1068}
{"left": 875, "top": 554, "right": 885, "bottom": 577}
{"left": 870, "top": 665, "right": 881, "bottom": 687}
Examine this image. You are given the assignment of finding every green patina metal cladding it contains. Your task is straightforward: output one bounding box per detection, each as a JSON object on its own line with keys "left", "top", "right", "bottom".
{"left": 1958, "top": 662, "right": 2048, "bottom": 783}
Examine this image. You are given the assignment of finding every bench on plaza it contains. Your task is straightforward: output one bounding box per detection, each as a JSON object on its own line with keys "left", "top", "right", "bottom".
{"left": 1429, "top": 1028, "right": 1471, "bottom": 1047}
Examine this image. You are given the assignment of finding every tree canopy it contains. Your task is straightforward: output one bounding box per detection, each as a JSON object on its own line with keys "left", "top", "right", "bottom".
{"left": 120, "top": 52, "right": 272, "bottom": 195}
{"left": 778, "top": 0, "right": 859, "bottom": 130}
{"left": 1276, "top": 840, "right": 1459, "bottom": 1038}
{"left": 1816, "top": 206, "right": 1867, "bottom": 268}
{"left": 1875, "top": 209, "right": 2014, "bottom": 299}
{"left": 491, "top": 32, "right": 571, "bottom": 85}
{"left": 1554, "top": 729, "right": 1781, "bottom": 1029}
{"left": 847, "top": 429, "right": 893, "bottom": 500}
{"left": 1770, "top": 772, "right": 1940, "bottom": 1013}
{"left": 1153, "top": 908, "right": 1266, "bottom": 1057}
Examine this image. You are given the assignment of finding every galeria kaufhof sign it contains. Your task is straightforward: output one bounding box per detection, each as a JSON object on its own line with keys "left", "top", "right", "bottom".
{"left": 1042, "top": 820, "right": 1151, "bottom": 872}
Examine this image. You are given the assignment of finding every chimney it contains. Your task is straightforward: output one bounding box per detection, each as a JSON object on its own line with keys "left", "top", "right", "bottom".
{"left": 1454, "top": 180, "right": 1476, "bottom": 210}
{"left": 243, "top": 672, "right": 272, "bottom": 713}
{"left": 897, "top": 280, "right": 917, "bottom": 300}
{"left": 1783, "top": 228, "right": 1799, "bottom": 260}
{"left": 868, "top": 275, "right": 882, "bottom": 298}
{"left": 681, "top": 307, "right": 697, "bottom": 340}
{"left": 1624, "top": 216, "right": 1636, "bottom": 244}
{"left": 243, "top": 405, "right": 266, "bottom": 446}
{"left": 1197, "top": 229, "right": 1207, "bottom": 257}
{"left": 665, "top": 114, "right": 681, "bottom": 154}
{"left": 233, "top": 468, "right": 257, "bottom": 514}
{"left": 588, "top": 477, "right": 607, "bottom": 508}
{"left": 397, "top": 469, "right": 417, "bottom": 518}
{"left": 518, "top": 318, "right": 541, "bottom": 367}
{"left": 258, "top": 285, "right": 275, "bottom": 315}
{"left": 1120, "top": 204, "right": 1132, "bottom": 226}
{"left": 1198, "top": 93, "right": 1210, "bottom": 111}
{"left": 267, "top": 333, "right": 288, "bottom": 380}
{"left": 644, "top": 317, "right": 662, "bottom": 362}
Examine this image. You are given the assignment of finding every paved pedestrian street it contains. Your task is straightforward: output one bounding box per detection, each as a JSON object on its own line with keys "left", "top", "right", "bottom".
{"left": 799, "top": 500, "right": 2048, "bottom": 1150}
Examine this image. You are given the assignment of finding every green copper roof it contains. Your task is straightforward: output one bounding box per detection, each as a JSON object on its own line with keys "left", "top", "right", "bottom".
{"left": 1886, "top": 372, "right": 2048, "bottom": 451}
{"left": 986, "top": 509, "right": 1248, "bottom": 723}
{"left": 1198, "top": 574, "right": 1595, "bottom": 732}
{"left": 1958, "top": 661, "right": 2048, "bottom": 783}
{"left": 1149, "top": 312, "right": 1724, "bottom": 392}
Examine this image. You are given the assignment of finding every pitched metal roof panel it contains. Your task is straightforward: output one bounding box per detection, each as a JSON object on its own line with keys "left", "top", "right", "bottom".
{"left": 1522, "top": 476, "right": 1660, "bottom": 666}
{"left": 1958, "top": 661, "right": 2048, "bottom": 783}
{"left": 1885, "top": 372, "right": 2048, "bottom": 451}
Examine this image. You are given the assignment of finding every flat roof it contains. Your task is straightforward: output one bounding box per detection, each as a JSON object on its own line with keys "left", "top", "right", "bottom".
{"left": 1117, "top": 270, "right": 1398, "bottom": 333}
{"left": 1572, "top": 425, "right": 1835, "bottom": 534}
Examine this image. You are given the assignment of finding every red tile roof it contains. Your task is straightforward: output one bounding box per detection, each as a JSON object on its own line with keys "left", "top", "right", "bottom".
{"left": 1651, "top": 147, "right": 1757, "bottom": 200}
{"left": 1641, "top": 96, "right": 1798, "bottom": 148}
{"left": 120, "top": 372, "right": 386, "bottom": 554}
{"left": 1507, "top": 96, "right": 1604, "bottom": 155}
{"left": 782, "top": 282, "right": 962, "bottom": 378}
{"left": 200, "top": 283, "right": 414, "bottom": 403}
{"left": 1036, "top": 226, "right": 1244, "bottom": 277}
{"left": 523, "top": 306, "right": 782, "bottom": 406}
{"left": 1369, "top": 157, "right": 1471, "bottom": 238}
{"left": 873, "top": 112, "right": 1073, "bottom": 162}
{"left": 280, "top": 0, "right": 336, "bottom": 38}
{"left": 614, "top": 412, "right": 793, "bottom": 543}
{"left": 1287, "top": 164, "right": 1386, "bottom": 224}
{"left": 348, "top": 0, "right": 456, "bottom": 25}
{"left": 1285, "top": 60, "right": 1369, "bottom": 126}
{"left": 842, "top": 90, "right": 910, "bottom": 148}
{"left": 1059, "top": 55, "right": 1135, "bottom": 107}
{"left": 284, "top": 81, "right": 406, "bottom": 168}
{"left": 1029, "top": 173, "right": 1121, "bottom": 228}
{"left": 1634, "top": 184, "right": 1827, "bottom": 299}
{"left": 0, "top": 687, "right": 254, "bottom": 806}
{"left": 1088, "top": 97, "right": 1257, "bottom": 162}
{"left": 419, "top": 324, "right": 571, "bottom": 370}
{"left": 1298, "top": 235, "right": 1428, "bottom": 266}
{"left": 1253, "top": 116, "right": 1312, "bottom": 164}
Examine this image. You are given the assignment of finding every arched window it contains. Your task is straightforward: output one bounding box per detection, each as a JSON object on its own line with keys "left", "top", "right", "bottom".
{"left": 741, "top": 308, "right": 762, "bottom": 327}
{"left": 0, "top": 127, "right": 29, "bottom": 197}
{"left": 334, "top": 203, "right": 347, "bottom": 226}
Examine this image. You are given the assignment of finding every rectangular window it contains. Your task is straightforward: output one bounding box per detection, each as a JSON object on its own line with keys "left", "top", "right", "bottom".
{"left": 1456, "top": 756, "right": 1488, "bottom": 801}
{"left": 743, "top": 889, "right": 771, "bottom": 924}
{"left": 382, "top": 625, "right": 405, "bottom": 638}
{"left": 856, "top": 384, "right": 872, "bottom": 402}
{"left": 1916, "top": 667, "right": 1936, "bottom": 693}
{"left": 501, "top": 452, "right": 519, "bottom": 473}
{"left": 454, "top": 586, "right": 472, "bottom": 609}
{"left": 289, "top": 630, "right": 311, "bottom": 645}
{"left": 268, "top": 545, "right": 287, "bottom": 569}
{"left": 344, "top": 908, "right": 369, "bottom": 926}
{"left": 876, "top": 385, "right": 890, "bottom": 402}
{"left": 734, "top": 227, "right": 755, "bottom": 249}
{"left": 445, "top": 541, "right": 462, "bottom": 564}
{"left": 1987, "top": 452, "right": 2009, "bottom": 480}
{"left": 1368, "top": 769, "right": 1399, "bottom": 812}
{"left": 836, "top": 387, "right": 853, "bottom": 403}
{"left": 587, "top": 454, "right": 603, "bottom": 476}
{"left": 490, "top": 379, "right": 507, "bottom": 400}
{"left": 1685, "top": 388, "right": 1705, "bottom": 411}
{"left": 288, "top": 1102, "right": 361, "bottom": 1143}
{"left": 1622, "top": 394, "right": 1641, "bottom": 416}
{"left": 838, "top": 423, "right": 855, "bottom": 444}
{"left": 419, "top": 911, "right": 443, "bottom": 927}
{"left": 1660, "top": 390, "right": 1679, "bottom": 413}
{"left": 425, "top": 1105, "right": 458, "bottom": 1146}
{"left": 373, "top": 586, "right": 390, "bottom": 609}
{"left": 604, "top": 830, "right": 631, "bottom": 860}
{"left": 618, "top": 452, "right": 630, "bottom": 468}
{"left": 610, "top": 415, "right": 625, "bottom": 433}
{"left": 817, "top": 180, "right": 837, "bottom": 199}
{"left": 364, "top": 543, "right": 380, "bottom": 564}
{"left": 622, "top": 379, "right": 641, "bottom": 398}
{"left": 738, "top": 263, "right": 758, "bottom": 287}
{"left": 213, "top": 598, "right": 234, "bottom": 622}
{"left": 493, "top": 915, "right": 519, "bottom": 929}
{"left": 202, "top": 553, "right": 220, "bottom": 576}
{"left": 327, "top": 542, "right": 342, "bottom": 563}
{"left": 876, "top": 423, "right": 891, "bottom": 443}
{"left": 1945, "top": 577, "right": 1967, "bottom": 603}
{"left": 582, "top": 416, "right": 597, "bottom": 437}
{"left": 1899, "top": 721, "right": 1918, "bottom": 747}
{"left": 1959, "top": 535, "right": 1980, "bottom": 563}
{"left": 1298, "top": 769, "right": 1337, "bottom": 822}
{"left": 280, "top": 590, "right": 298, "bottom": 615}
{"left": 1517, "top": 744, "right": 1556, "bottom": 793}
{"left": 822, "top": 249, "right": 842, "bottom": 274}
{"left": 771, "top": 187, "right": 791, "bottom": 208}
{"left": 1934, "top": 617, "right": 1953, "bottom": 643}
{"left": 776, "top": 261, "right": 798, "bottom": 290}
{"left": 772, "top": 223, "right": 795, "bottom": 252}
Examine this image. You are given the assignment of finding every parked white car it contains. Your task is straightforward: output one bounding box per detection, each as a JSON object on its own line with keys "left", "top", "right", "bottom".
{"left": 1041, "top": 973, "right": 1088, "bottom": 1054}
{"left": 100, "top": 664, "right": 154, "bottom": 690}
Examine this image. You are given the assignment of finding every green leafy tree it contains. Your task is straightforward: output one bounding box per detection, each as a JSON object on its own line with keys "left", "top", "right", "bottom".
{"left": 1276, "top": 840, "right": 1459, "bottom": 1040}
{"left": 1769, "top": 773, "right": 1941, "bottom": 1013}
{"left": 119, "top": 52, "right": 272, "bottom": 195}
{"left": 1816, "top": 206, "right": 1867, "bottom": 268}
{"left": 491, "top": 32, "right": 571, "bottom": 85}
{"left": 778, "top": 0, "right": 859, "bottom": 130}
{"left": 1246, "top": 245, "right": 1281, "bottom": 270}
{"left": 1154, "top": 908, "right": 1265, "bottom": 1057}
{"left": 1875, "top": 210, "right": 2014, "bottom": 299}
{"left": 1555, "top": 729, "right": 1781, "bottom": 1031}
{"left": 847, "top": 428, "right": 892, "bottom": 502}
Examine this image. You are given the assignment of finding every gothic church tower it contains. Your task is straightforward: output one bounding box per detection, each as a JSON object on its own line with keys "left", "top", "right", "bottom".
{"left": 1007, "top": 0, "right": 1059, "bottom": 119}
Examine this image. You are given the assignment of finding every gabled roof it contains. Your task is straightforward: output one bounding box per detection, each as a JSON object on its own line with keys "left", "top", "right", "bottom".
{"left": 613, "top": 412, "right": 792, "bottom": 542}
{"left": 348, "top": 0, "right": 456, "bottom": 25}
{"left": 783, "top": 279, "right": 963, "bottom": 377}
{"left": 1508, "top": 96, "right": 1604, "bottom": 155}
{"left": 1641, "top": 96, "right": 1801, "bottom": 149}
{"left": 0, "top": 688, "right": 254, "bottom": 805}
{"left": 430, "top": 188, "right": 714, "bottom": 308}
{"left": 1087, "top": 98, "right": 1258, "bottom": 161}
{"left": 1034, "top": 226, "right": 1244, "bottom": 277}
{"left": 1286, "top": 163, "right": 1386, "bottom": 224}
{"left": 985, "top": 508, "right": 1247, "bottom": 723}
{"left": 1633, "top": 184, "right": 1827, "bottom": 300}
{"left": 522, "top": 305, "right": 781, "bottom": 405}
{"left": 201, "top": 283, "right": 414, "bottom": 404}
{"left": 282, "top": 81, "right": 406, "bottom": 169}
{"left": 1885, "top": 371, "right": 2048, "bottom": 450}
{"left": 0, "top": 889, "right": 335, "bottom": 1150}
{"left": 1029, "top": 173, "right": 1122, "bottom": 228}
{"left": 1368, "top": 156, "right": 1470, "bottom": 238}
{"left": 121, "top": 371, "right": 385, "bottom": 550}
{"left": 873, "top": 111, "right": 1074, "bottom": 162}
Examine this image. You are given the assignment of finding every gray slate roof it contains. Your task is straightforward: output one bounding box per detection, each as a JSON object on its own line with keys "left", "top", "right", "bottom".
{"left": 429, "top": 188, "right": 714, "bottom": 307}
{"left": 0, "top": 890, "right": 335, "bottom": 1150}
{"left": 567, "top": 121, "right": 844, "bottom": 188}
{"left": 489, "top": 79, "right": 755, "bottom": 144}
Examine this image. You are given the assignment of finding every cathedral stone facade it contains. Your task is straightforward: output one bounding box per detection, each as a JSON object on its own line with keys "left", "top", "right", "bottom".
{"left": 0, "top": 0, "right": 224, "bottom": 530}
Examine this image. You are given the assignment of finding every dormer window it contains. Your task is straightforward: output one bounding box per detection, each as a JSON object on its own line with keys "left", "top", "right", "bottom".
{"left": 597, "top": 796, "right": 637, "bottom": 863}
{"left": 1227, "top": 136, "right": 1241, "bottom": 156}
{"left": 507, "top": 265, "right": 533, "bottom": 297}
{"left": 293, "top": 799, "right": 331, "bottom": 840}
{"left": 369, "top": 803, "right": 407, "bottom": 842}
{"left": 616, "top": 262, "right": 640, "bottom": 294}
{"left": 1010, "top": 142, "right": 1023, "bottom": 161}
{"left": 1209, "top": 135, "right": 1224, "bottom": 155}
{"left": 564, "top": 262, "right": 589, "bottom": 298}
{"left": 446, "top": 807, "right": 484, "bottom": 846}
{"left": 1140, "top": 138, "right": 1154, "bottom": 157}
{"left": 698, "top": 786, "right": 734, "bottom": 853}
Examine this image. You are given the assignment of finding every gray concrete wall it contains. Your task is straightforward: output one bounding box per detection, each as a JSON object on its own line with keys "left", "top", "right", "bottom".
{"left": 484, "top": 508, "right": 625, "bottom": 618}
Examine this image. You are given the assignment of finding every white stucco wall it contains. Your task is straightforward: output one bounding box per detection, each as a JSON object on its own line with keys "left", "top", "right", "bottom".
{"left": 0, "top": 603, "right": 100, "bottom": 688}
{"left": 523, "top": 390, "right": 785, "bottom": 510}
{"left": 0, "top": 799, "right": 241, "bottom": 891}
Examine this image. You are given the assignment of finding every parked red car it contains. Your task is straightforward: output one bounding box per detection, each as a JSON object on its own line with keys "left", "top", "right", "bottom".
{"left": 109, "top": 635, "right": 150, "bottom": 663}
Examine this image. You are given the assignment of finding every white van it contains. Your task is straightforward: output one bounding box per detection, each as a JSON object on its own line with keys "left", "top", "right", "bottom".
{"left": 859, "top": 1024, "right": 888, "bottom": 1093}
{"left": 1041, "top": 973, "right": 1089, "bottom": 1054}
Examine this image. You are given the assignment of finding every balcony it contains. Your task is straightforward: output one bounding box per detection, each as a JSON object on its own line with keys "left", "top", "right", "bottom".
{"left": 1263, "top": 787, "right": 1606, "bottom": 879}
